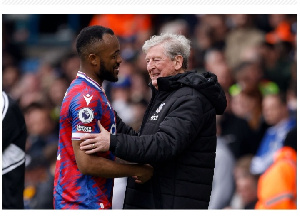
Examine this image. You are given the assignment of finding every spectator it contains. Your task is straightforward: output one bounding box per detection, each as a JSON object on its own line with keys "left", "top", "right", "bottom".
{"left": 259, "top": 41, "right": 294, "bottom": 94}
{"left": 193, "top": 23, "right": 214, "bottom": 69}
{"left": 36, "top": 61, "right": 57, "bottom": 93}
{"left": 265, "top": 14, "right": 295, "bottom": 45}
{"left": 204, "top": 48, "right": 226, "bottom": 72}
{"left": 2, "top": 65, "right": 21, "bottom": 93}
{"left": 230, "top": 62, "right": 264, "bottom": 129}
{"left": 219, "top": 91, "right": 255, "bottom": 159}
{"left": 209, "top": 116, "right": 235, "bottom": 209}
{"left": 23, "top": 103, "right": 57, "bottom": 168}
{"left": 22, "top": 102, "right": 57, "bottom": 209}
{"left": 199, "top": 14, "right": 228, "bottom": 49}
{"left": 225, "top": 14, "right": 265, "bottom": 70}
{"left": 255, "top": 127, "right": 297, "bottom": 209}
{"left": 204, "top": 49, "right": 233, "bottom": 92}
{"left": 229, "top": 155, "right": 258, "bottom": 209}
{"left": 251, "top": 93, "right": 296, "bottom": 175}
{"left": 10, "top": 73, "right": 44, "bottom": 109}
{"left": 229, "top": 61, "right": 279, "bottom": 149}
{"left": 28, "top": 144, "right": 57, "bottom": 209}
{"left": 235, "top": 173, "right": 258, "bottom": 209}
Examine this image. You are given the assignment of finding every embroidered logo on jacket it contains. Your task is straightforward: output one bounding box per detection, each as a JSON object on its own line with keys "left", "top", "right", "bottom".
{"left": 150, "top": 114, "right": 158, "bottom": 121}
{"left": 151, "top": 103, "right": 165, "bottom": 121}
{"left": 156, "top": 103, "right": 165, "bottom": 113}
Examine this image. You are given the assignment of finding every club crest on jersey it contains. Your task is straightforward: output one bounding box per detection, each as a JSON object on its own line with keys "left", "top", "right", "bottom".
{"left": 78, "top": 108, "right": 94, "bottom": 123}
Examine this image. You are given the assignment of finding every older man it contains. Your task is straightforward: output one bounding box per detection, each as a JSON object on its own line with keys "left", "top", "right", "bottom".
{"left": 80, "top": 33, "right": 227, "bottom": 209}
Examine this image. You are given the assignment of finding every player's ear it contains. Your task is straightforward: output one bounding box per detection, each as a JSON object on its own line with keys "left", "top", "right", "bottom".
{"left": 88, "top": 54, "right": 99, "bottom": 66}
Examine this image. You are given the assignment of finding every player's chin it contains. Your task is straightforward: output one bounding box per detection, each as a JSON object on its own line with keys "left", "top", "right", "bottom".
{"left": 111, "top": 70, "right": 119, "bottom": 80}
{"left": 110, "top": 77, "right": 118, "bottom": 83}
{"left": 113, "top": 68, "right": 119, "bottom": 76}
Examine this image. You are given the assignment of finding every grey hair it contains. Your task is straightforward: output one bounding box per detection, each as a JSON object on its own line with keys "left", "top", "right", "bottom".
{"left": 142, "top": 33, "right": 191, "bottom": 69}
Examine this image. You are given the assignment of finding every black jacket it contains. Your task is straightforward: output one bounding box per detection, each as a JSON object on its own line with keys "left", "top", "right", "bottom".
{"left": 110, "top": 71, "right": 227, "bottom": 209}
{"left": 2, "top": 91, "right": 27, "bottom": 209}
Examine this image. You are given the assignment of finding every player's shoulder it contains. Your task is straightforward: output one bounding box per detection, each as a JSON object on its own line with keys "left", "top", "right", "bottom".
{"left": 68, "top": 77, "right": 100, "bottom": 96}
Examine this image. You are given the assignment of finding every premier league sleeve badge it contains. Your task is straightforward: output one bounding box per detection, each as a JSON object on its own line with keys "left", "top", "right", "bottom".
{"left": 78, "top": 108, "right": 94, "bottom": 124}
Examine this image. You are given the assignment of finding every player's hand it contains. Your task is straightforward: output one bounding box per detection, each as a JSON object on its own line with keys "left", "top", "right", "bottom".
{"left": 80, "top": 120, "right": 110, "bottom": 154}
{"left": 132, "top": 164, "right": 153, "bottom": 184}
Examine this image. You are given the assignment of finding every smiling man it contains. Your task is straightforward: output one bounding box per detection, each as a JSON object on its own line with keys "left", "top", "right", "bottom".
{"left": 53, "top": 26, "right": 153, "bottom": 209}
{"left": 80, "top": 33, "right": 227, "bottom": 209}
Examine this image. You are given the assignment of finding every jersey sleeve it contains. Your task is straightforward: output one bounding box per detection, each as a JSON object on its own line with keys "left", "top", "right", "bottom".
{"left": 70, "top": 90, "right": 102, "bottom": 140}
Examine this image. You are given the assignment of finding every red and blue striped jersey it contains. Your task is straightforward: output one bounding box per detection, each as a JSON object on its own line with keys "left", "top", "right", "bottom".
{"left": 54, "top": 71, "right": 116, "bottom": 209}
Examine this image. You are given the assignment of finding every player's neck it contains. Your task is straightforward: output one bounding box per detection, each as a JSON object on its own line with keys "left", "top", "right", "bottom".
{"left": 79, "top": 68, "right": 103, "bottom": 86}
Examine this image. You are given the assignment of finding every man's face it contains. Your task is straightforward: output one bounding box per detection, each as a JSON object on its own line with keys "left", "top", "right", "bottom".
{"left": 263, "top": 95, "right": 285, "bottom": 125}
{"left": 97, "top": 34, "right": 122, "bottom": 82}
{"left": 145, "top": 44, "right": 177, "bottom": 89}
{"left": 236, "top": 65, "right": 261, "bottom": 94}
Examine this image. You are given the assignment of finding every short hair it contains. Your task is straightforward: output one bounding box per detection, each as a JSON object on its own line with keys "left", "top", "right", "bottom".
{"left": 142, "top": 33, "right": 191, "bottom": 69}
{"left": 76, "top": 25, "right": 114, "bottom": 58}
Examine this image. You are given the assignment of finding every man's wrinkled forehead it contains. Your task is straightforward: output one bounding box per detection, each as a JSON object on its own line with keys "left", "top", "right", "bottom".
{"left": 144, "top": 44, "right": 167, "bottom": 59}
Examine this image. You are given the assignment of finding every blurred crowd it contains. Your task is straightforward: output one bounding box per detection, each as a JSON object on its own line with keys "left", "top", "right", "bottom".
{"left": 2, "top": 14, "right": 297, "bottom": 209}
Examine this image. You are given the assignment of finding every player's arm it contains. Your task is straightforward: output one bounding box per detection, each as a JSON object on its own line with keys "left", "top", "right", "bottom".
{"left": 72, "top": 140, "right": 152, "bottom": 183}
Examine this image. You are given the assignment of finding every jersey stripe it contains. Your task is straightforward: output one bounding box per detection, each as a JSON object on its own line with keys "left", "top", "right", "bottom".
{"left": 77, "top": 71, "right": 103, "bottom": 92}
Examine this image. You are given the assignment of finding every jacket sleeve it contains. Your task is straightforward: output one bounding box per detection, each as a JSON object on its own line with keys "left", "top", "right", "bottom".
{"left": 2, "top": 96, "right": 26, "bottom": 151}
{"left": 110, "top": 94, "right": 210, "bottom": 164}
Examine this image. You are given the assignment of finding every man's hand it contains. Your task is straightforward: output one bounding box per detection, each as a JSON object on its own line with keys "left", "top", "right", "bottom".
{"left": 80, "top": 120, "right": 110, "bottom": 154}
{"left": 133, "top": 164, "right": 153, "bottom": 184}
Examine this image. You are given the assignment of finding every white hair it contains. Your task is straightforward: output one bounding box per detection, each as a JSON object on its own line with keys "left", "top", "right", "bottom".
{"left": 142, "top": 33, "right": 191, "bottom": 69}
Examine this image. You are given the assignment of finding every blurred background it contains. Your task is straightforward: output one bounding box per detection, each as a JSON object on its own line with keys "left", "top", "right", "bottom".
{"left": 2, "top": 14, "right": 297, "bottom": 209}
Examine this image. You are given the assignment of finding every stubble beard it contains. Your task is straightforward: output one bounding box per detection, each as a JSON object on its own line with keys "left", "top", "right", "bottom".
{"left": 98, "top": 61, "right": 118, "bottom": 82}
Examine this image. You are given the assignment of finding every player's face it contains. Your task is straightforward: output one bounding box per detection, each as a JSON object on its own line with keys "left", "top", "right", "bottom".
{"left": 98, "top": 34, "right": 122, "bottom": 82}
